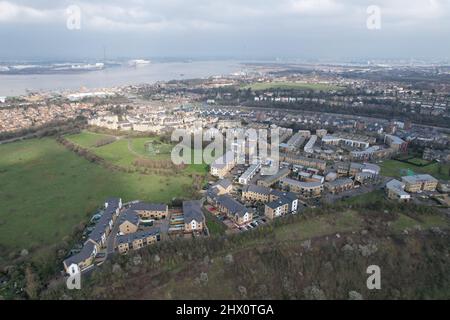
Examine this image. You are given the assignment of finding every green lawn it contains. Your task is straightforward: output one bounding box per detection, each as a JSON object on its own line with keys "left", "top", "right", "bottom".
{"left": 65, "top": 131, "right": 208, "bottom": 174}
{"left": 380, "top": 159, "right": 450, "bottom": 180}
{"left": 390, "top": 213, "right": 449, "bottom": 233}
{"left": 64, "top": 131, "right": 114, "bottom": 148}
{"left": 0, "top": 137, "right": 202, "bottom": 262}
{"left": 203, "top": 209, "right": 227, "bottom": 236}
{"left": 274, "top": 211, "right": 363, "bottom": 242}
{"left": 243, "top": 81, "right": 344, "bottom": 91}
{"left": 341, "top": 190, "right": 385, "bottom": 205}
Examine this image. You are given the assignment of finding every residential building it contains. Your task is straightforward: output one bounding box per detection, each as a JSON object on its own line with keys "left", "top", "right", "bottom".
{"left": 257, "top": 167, "right": 290, "bottom": 187}
{"left": 242, "top": 184, "right": 271, "bottom": 202}
{"left": 304, "top": 135, "right": 318, "bottom": 153}
{"left": 265, "top": 197, "right": 290, "bottom": 220}
{"left": 402, "top": 174, "right": 438, "bottom": 192}
{"left": 238, "top": 163, "right": 261, "bottom": 185}
{"left": 280, "top": 177, "right": 323, "bottom": 197}
{"left": 183, "top": 200, "right": 205, "bottom": 232}
{"left": 129, "top": 202, "right": 168, "bottom": 219}
{"left": 117, "top": 228, "right": 160, "bottom": 254}
{"left": 281, "top": 154, "right": 327, "bottom": 171}
{"left": 386, "top": 179, "right": 411, "bottom": 202}
{"left": 325, "top": 178, "right": 354, "bottom": 194}
{"left": 215, "top": 195, "right": 252, "bottom": 226}
{"left": 63, "top": 198, "right": 122, "bottom": 272}
{"left": 118, "top": 209, "right": 140, "bottom": 234}
{"left": 210, "top": 151, "right": 235, "bottom": 178}
{"left": 213, "top": 179, "right": 233, "bottom": 194}
{"left": 63, "top": 240, "right": 98, "bottom": 272}
{"left": 384, "top": 134, "right": 408, "bottom": 152}
{"left": 264, "top": 191, "right": 299, "bottom": 220}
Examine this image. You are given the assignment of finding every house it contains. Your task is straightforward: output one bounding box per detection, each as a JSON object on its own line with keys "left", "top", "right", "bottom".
{"left": 63, "top": 240, "right": 98, "bottom": 272}
{"left": 402, "top": 174, "right": 438, "bottom": 192}
{"left": 118, "top": 209, "right": 140, "bottom": 234}
{"left": 384, "top": 134, "right": 408, "bottom": 152}
{"left": 212, "top": 179, "right": 233, "bottom": 195}
{"left": 265, "top": 191, "right": 299, "bottom": 220}
{"left": 280, "top": 177, "right": 323, "bottom": 197}
{"left": 210, "top": 151, "right": 235, "bottom": 178}
{"left": 129, "top": 202, "right": 168, "bottom": 219}
{"left": 183, "top": 200, "right": 205, "bottom": 232}
{"left": 216, "top": 195, "right": 252, "bottom": 226}
{"left": 265, "top": 197, "right": 290, "bottom": 220}
{"left": 238, "top": 163, "right": 261, "bottom": 185}
{"left": 117, "top": 228, "right": 160, "bottom": 254}
{"left": 325, "top": 178, "right": 354, "bottom": 194}
{"left": 206, "top": 179, "right": 233, "bottom": 204}
{"left": 63, "top": 198, "right": 122, "bottom": 273}
{"left": 281, "top": 154, "right": 326, "bottom": 171}
{"left": 257, "top": 167, "right": 290, "bottom": 187}
{"left": 386, "top": 179, "right": 411, "bottom": 202}
{"left": 242, "top": 184, "right": 271, "bottom": 202}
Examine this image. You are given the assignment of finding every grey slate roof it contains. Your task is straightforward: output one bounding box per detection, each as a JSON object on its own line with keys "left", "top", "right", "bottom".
{"left": 117, "top": 228, "right": 161, "bottom": 245}
{"left": 216, "top": 195, "right": 248, "bottom": 217}
{"left": 129, "top": 202, "right": 167, "bottom": 212}
{"left": 326, "top": 178, "right": 354, "bottom": 188}
{"left": 105, "top": 197, "right": 121, "bottom": 209}
{"left": 266, "top": 197, "right": 291, "bottom": 210}
{"left": 119, "top": 209, "right": 140, "bottom": 226}
{"left": 402, "top": 174, "right": 438, "bottom": 184}
{"left": 89, "top": 210, "right": 113, "bottom": 244}
{"left": 244, "top": 184, "right": 271, "bottom": 195}
{"left": 215, "top": 179, "right": 232, "bottom": 190}
{"left": 63, "top": 240, "right": 96, "bottom": 267}
{"left": 183, "top": 200, "right": 205, "bottom": 224}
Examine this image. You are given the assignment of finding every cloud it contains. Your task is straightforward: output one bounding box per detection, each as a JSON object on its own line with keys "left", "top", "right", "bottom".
{"left": 0, "top": 0, "right": 449, "bottom": 59}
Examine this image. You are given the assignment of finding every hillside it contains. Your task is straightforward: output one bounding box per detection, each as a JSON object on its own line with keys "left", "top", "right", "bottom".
{"left": 41, "top": 202, "right": 450, "bottom": 300}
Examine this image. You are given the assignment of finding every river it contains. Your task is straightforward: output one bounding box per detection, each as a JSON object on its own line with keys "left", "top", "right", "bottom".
{"left": 0, "top": 60, "right": 246, "bottom": 96}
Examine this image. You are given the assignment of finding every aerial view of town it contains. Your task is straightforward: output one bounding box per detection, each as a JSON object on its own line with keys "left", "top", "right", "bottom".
{"left": 0, "top": 0, "right": 449, "bottom": 311}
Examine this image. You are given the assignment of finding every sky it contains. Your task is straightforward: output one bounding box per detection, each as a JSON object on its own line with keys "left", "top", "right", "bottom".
{"left": 0, "top": 0, "right": 449, "bottom": 61}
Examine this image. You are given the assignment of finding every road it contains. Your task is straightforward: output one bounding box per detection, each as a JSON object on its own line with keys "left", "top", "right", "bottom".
{"left": 106, "top": 212, "right": 123, "bottom": 255}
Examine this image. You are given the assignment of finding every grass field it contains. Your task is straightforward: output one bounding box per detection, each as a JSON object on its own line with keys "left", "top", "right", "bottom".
{"left": 390, "top": 213, "right": 449, "bottom": 233}
{"left": 380, "top": 159, "right": 450, "bottom": 180}
{"left": 0, "top": 137, "right": 205, "bottom": 263}
{"left": 341, "top": 190, "right": 385, "bottom": 205}
{"left": 274, "top": 211, "right": 362, "bottom": 242}
{"left": 243, "top": 81, "right": 344, "bottom": 91}
{"left": 65, "top": 131, "right": 208, "bottom": 174}
{"left": 203, "top": 209, "right": 227, "bottom": 236}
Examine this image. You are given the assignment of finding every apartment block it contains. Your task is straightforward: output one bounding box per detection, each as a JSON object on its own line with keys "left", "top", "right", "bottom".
{"left": 401, "top": 174, "right": 438, "bottom": 192}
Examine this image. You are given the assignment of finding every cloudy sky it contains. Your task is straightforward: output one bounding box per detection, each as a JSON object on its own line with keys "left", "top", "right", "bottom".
{"left": 0, "top": 0, "right": 449, "bottom": 61}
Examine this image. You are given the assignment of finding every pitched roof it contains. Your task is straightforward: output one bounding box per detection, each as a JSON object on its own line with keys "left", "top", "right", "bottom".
{"left": 215, "top": 179, "right": 232, "bottom": 190}
{"left": 216, "top": 195, "right": 248, "bottom": 217}
{"left": 266, "top": 197, "right": 290, "bottom": 209}
{"left": 129, "top": 202, "right": 167, "bottom": 212}
{"left": 183, "top": 200, "right": 205, "bottom": 224}
{"left": 325, "top": 178, "right": 354, "bottom": 187}
{"left": 117, "top": 228, "right": 161, "bottom": 245}
{"left": 244, "top": 184, "right": 271, "bottom": 195}
{"left": 118, "top": 209, "right": 140, "bottom": 226}
{"left": 63, "top": 240, "right": 96, "bottom": 267}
